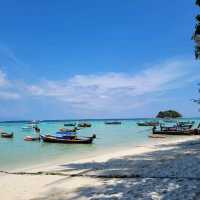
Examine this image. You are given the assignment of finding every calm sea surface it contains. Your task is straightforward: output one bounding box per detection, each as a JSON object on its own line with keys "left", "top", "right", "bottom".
{"left": 0, "top": 118, "right": 199, "bottom": 170}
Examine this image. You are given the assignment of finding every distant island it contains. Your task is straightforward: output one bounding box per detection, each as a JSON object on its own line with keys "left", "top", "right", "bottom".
{"left": 156, "top": 110, "right": 182, "bottom": 118}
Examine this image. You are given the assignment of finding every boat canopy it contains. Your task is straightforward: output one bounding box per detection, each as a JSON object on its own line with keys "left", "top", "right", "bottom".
{"left": 56, "top": 131, "right": 77, "bottom": 136}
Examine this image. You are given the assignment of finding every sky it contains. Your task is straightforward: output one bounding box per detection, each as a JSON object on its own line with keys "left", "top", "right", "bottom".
{"left": 0, "top": 0, "right": 199, "bottom": 120}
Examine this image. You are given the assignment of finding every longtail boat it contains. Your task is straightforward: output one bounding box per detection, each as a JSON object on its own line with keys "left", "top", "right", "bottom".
{"left": 177, "top": 124, "right": 193, "bottom": 130}
{"left": 59, "top": 127, "right": 79, "bottom": 132}
{"left": 64, "top": 123, "right": 76, "bottom": 127}
{"left": 137, "top": 121, "right": 159, "bottom": 126}
{"left": 1, "top": 132, "right": 14, "bottom": 138}
{"left": 40, "top": 134, "right": 96, "bottom": 144}
{"left": 24, "top": 136, "right": 40, "bottom": 141}
{"left": 177, "top": 121, "right": 194, "bottom": 129}
{"left": 78, "top": 123, "right": 92, "bottom": 128}
{"left": 105, "top": 121, "right": 122, "bottom": 125}
{"left": 22, "top": 126, "right": 33, "bottom": 130}
{"left": 152, "top": 126, "right": 199, "bottom": 135}
{"left": 55, "top": 131, "right": 77, "bottom": 139}
{"left": 178, "top": 121, "right": 195, "bottom": 125}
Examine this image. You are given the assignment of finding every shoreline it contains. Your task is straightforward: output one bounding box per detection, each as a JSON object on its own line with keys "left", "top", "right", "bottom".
{"left": 10, "top": 134, "right": 199, "bottom": 173}
{"left": 1, "top": 135, "right": 200, "bottom": 199}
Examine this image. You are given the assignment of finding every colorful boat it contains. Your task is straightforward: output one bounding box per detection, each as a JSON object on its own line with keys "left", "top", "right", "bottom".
{"left": 40, "top": 134, "right": 96, "bottom": 144}
{"left": 55, "top": 131, "right": 77, "bottom": 138}
{"left": 24, "top": 136, "right": 40, "bottom": 141}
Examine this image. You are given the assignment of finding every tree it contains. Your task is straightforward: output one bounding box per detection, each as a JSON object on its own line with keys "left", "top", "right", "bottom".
{"left": 156, "top": 110, "right": 182, "bottom": 118}
{"left": 193, "top": 1, "right": 200, "bottom": 59}
{"left": 193, "top": 84, "right": 200, "bottom": 105}
{"left": 193, "top": 1, "right": 200, "bottom": 109}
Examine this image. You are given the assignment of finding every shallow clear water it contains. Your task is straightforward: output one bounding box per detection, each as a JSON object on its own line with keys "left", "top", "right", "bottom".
{"left": 0, "top": 118, "right": 199, "bottom": 170}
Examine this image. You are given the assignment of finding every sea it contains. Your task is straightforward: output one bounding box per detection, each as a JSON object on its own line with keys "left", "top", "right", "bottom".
{"left": 0, "top": 118, "right": 199, "bottom": 170}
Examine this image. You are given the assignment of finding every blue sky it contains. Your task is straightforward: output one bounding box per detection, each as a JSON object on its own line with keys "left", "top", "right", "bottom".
{"left": 0, "top": 0, "right": 199, "bottom": 120}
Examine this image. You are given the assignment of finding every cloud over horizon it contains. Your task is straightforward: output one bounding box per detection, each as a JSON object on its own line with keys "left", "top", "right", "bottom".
{"left": 0, "top": 69, "right": 20, "bottom": 100}
{"left": 0, "top": 58, "right": 199, "bottom": 118}
{"left": 25, "top": 59, "right": 199, "bottom": 112}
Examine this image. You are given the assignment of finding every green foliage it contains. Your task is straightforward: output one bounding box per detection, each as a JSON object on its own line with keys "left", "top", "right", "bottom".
{"left": 193, "top": 84, "right": 200, "bottom": 104}
{"left": 193, "top": 1, "right": 200, "bottom": 59}
{"left": 195, "top": 46, "right": 200, "bottom": 59}
{"left": 196, "top": 15, "right": 200, "bottom": 22}
{"left": 195, "top": 24, "right": 200, "bottom": 35}
{"left": 196, "top": 0, "right": 200, "bottom": 6}
{"left": 156, "top": 110, "right": 182, "bottom": 118}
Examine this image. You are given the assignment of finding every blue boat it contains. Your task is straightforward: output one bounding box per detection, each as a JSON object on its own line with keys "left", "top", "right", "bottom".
{"left": 55, "top": 131, "right": 77, "bottom": 139}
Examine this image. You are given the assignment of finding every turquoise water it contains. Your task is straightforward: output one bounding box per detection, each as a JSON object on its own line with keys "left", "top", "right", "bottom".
{"left": 0, "top": 119, "right": 199, "bottom": 170}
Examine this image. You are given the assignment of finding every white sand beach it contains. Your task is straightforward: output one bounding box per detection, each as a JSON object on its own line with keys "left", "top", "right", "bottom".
{"left": 1, "top": 136, "right": 200, "bottom": 200}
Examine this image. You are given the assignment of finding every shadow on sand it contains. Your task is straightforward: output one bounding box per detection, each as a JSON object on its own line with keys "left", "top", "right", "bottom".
{"left": 31, "top": 139, "right": 200, "bottom": 200}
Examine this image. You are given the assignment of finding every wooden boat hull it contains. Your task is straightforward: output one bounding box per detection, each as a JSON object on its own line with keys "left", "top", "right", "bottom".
{"left": 137, "top": 122, "right": 159, "bottom": 126}
{"left": 1, "top": 132, "right": 14, "bottom": 138}
{"left": 40, "top": 135, "right": 94, "bottom": 144}
{"left": 78, "top": 124, "right": 91, "bottom": 128}
{"left": 64, "top": 123, "right": 76, "bottom": 127}
{"left": 105, "top": 122, "right": 122, "bottom": 125}
{"left": 178, "top": 124, "right": 193, "bottom": 129}
{"left": 153, "top": 129, "right": 199, "bottom": 135}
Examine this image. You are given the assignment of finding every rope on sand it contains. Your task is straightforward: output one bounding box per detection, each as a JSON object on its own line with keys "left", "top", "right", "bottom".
{"left": 1, "top": 170, "right": 200, "bottom": 180}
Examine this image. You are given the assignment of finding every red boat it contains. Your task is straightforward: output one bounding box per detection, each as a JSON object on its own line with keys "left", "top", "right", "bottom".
{"left": 24, "top": 136, "right": 40, "bottom": 141}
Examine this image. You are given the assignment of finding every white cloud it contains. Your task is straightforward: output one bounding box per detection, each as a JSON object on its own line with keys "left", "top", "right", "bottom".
{"left": 26, "top": 59, "right": 199, "bottom": 112}
{"left": 0, "top": 91, "right": 20, "bottom": 100}
{"left": 0, "top": 70, "right": 8, "bottom": 86}
{"left": 0, "top": 58, "right": 198, "bottom": 112}
{"left": 0, "top": 69, "right": 20, "bottom": 100}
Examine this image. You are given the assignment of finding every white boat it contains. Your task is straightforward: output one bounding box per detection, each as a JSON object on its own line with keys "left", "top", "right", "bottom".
{"left": 28, "top": 120, "right": 40, "bottom": 125}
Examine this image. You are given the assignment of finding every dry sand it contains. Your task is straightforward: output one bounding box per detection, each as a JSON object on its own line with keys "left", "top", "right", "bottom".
{"left": 1, "top": 136, "right": 200, "bottom": 200}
